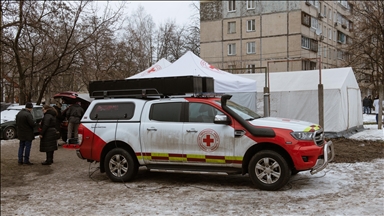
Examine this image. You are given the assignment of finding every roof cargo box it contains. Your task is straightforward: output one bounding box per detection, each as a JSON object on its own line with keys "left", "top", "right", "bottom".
{"left": 89, "top": 76, "right": 214, "bottom": 98}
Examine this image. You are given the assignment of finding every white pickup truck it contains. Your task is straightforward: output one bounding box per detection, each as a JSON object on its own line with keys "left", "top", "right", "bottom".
{"left": 73, "top": 91, "right": 334, "bottom": 191}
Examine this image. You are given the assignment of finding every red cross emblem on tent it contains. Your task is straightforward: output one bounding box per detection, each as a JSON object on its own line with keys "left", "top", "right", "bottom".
{"left": 147, "top": 67, "right": 156, "bottom": 73}
{"left": 146, "top": 65, "right": 162, "bottom": 74}
{"left": 197, "top": 129, "right": 220, "bottom": 152}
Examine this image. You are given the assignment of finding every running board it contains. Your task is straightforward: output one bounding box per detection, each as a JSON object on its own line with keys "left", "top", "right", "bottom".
{"left": 145, "top": 164, "right": 242, "bottom": 175}
{"left": 149, "top": 169, "right": 229, "bottom": 175}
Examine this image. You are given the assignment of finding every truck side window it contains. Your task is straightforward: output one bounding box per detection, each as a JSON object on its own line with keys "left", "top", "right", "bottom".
{"left": 90, "top": 102, "right": 135, "bottom": 120}
{"left": 188, "top": 103, "right": 223, "bottom": 123}
{"left": 150, "top": 102, "right": 182, "bottom": 122}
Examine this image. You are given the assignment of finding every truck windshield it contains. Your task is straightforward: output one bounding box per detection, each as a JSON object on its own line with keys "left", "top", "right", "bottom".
{"left": 215, "top": 100, "right": 261, "bottom": 120}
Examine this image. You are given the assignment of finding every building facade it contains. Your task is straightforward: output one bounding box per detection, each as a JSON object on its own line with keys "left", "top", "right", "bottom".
{"left": 200, "top": 0, "right": 353, "bottom": 73}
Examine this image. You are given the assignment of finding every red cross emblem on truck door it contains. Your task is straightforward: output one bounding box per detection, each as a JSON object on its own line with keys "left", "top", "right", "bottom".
{"left": 198, "top": 129, "right": 220, "bottom": 152}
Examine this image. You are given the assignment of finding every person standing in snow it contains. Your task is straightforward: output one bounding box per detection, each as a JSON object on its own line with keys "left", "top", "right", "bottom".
{"left": 372, "top": 96, "right": 383, "bottom": 124}
{"left": 367, "top": 95, "right": 373, "bottom": 114}
{"left": 362, "top": 96, "right": 370, "bottom": 114}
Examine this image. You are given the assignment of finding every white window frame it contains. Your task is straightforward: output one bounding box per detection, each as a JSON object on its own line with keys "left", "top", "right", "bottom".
{"left": 311, "top": 17, "right": 318, "bottom": 29}
{"left": 328, "top": 48, "right": 332, "bottom": 59}
{"left": 301, "top": 36, "right": 310, "bottom": 49}
{"left": 247, "top": 0, "right": 255, "bottom": 9}
{"left": 247, "top": 19, "right": 255, "bottom": 32}
{"left": 337, "top": 12, "right": 342, "bottom": 24}
{"left": 323, "top": 5, "right": 327, "bottom": 17}
{"left": 228, "top": 0, "right": 236, "bottom": 12}
{"left": 334, "top": 11, "right": 336, "bottom": 22}
{"left": 228, "top": 43, "right": 236, "bottom": 55}
{"left": 228, "top": 21, "right": 236, "bottom": 34}
{"left": 246, "top": 42, "right": 256, "bottom": 54}
{"left": 337, "top": 50, "right": 343, "bottom": 60}
{"left": 334, "top": 30, "right": 336, "bottom": 42}
{"left": 328, "top": 8, "right": 332, "bottom": 20}
{"left": 323, "top": 46, "right": 327, "bottom": 57}
{"left": 328, "top": 28, "right": 332, "bottom": 39}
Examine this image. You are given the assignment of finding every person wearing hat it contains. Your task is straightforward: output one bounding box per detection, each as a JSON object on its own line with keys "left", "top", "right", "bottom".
{"left": 15, "top": 102, "right": 36, "bottom": 165}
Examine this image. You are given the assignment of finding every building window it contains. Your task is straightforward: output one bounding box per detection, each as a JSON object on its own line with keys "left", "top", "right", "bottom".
{"left": 349, "top": 21, "right": 353, "bottom": 31}
{"left": 318, "top": 46, "right": 322, "bottom": 56}
{"left": 247, "top": 64, "right": 256, "bottom": 73}
{"left": 328, "top": 28, "right": 332, "bottom": 39}
{"left": 337, "top": 50, "right": 343, "bottom": 60}
{"left": 337, "top": 31, "right": 346, "bottom": 43}
{"left": 334, "top": 49, "right": 337, "bottom": 60}
{"left": 302, "top": 60, "right": 317, "bottom": 70}
{"left": 301, "top": 12, "right": 311, "bottom": 27}
{"left": 311, "top": 17, "right": 318, "bottom": 29}
{"left": 333, "top": 30, "right": 336, "bottom": 42}
{"left": 228, "top": 0, "right": 236, "bottom": 12}
{"left": 337, "top": 12, "right": 342, "bottom": 24}
{"left": 228, "top": 21, "right": 236, "bottom": 34}
{"left": 323, "top": 5, "right": 327, "bottom": 17}
{"left": 334, "top": 11, "right": 336, "bottom": 22}
{"left": 323, "top": 46, "right": 327, "bottom": 57}
{"left": 306, "top": 0, "right": 319, "bottom": 8}
{"left": 247, "top": 0, "right": 255, "bottom": 9}
{"left": 301, "top": 36, "right": 318, "bottom": 52}
{"left": 328, "top": 49, "right": 332, "bottom": 59}
{"left": 247, "top": 42, "right": 256, "bottom": 54}
{"left": 247, "top": 19, "right": 255, "bottom": 31}
{"left": 228, "top": 43, "right": 236, "bottom": 55}
{"left": 328, "top": 8, "right": 332, "bottom": 20}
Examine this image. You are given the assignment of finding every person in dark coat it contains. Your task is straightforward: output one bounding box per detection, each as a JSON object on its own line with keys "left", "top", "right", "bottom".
{"left": 53, "top": 102, "right": 64, "bottom": 140}
{"left": 15, "top": 102, "right": 36, "bottom": 165}
{"left": 64, "top": 102, "right": 84, "bottom": 143}
{"left": 367, "top": 95, "right": 373, "bottom": 114}
{"left": 39, "top": 105, "right": 58, "bottom": 165}
{"left": 363, "top": 96, "right": 370, "bottom": 114}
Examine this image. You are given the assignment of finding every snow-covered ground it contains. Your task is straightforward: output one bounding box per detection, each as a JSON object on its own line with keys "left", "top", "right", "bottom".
{"left": 1, "top": 114, "right": 383, "bottom": 215}
{"left": 349, "top": 114, "right": 383, "bottom": 141}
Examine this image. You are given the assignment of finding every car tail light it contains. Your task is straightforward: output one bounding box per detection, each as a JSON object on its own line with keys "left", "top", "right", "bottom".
{"left": 78, "top": 127, "right": 83, "bottom": 145}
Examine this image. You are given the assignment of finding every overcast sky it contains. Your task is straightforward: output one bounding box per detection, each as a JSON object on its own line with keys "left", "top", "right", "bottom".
{"left": 95, "top": 1, "right": 198, "bottom": 26}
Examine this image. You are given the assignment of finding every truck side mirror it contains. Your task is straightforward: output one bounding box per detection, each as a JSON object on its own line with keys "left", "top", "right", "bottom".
{"left": 214, "top": 114, "right": 231, "bottom": 125}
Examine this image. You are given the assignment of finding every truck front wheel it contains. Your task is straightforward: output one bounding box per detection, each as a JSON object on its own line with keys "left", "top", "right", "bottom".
{"left": 248, "top": 150, "right": 291, "bottom": 191}
{"left": 104, "top": 148, "right": 138, "bottom": 182}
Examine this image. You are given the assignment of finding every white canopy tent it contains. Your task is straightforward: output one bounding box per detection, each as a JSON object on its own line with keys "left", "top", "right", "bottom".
{"left": 237, "top": 67, "right": 363, "bottom": 136}
{"left": 126, "top": 51, "right": 258, "bottom": 111}
{"left": 128, "top": 58, "right": 172, "bottom": 79}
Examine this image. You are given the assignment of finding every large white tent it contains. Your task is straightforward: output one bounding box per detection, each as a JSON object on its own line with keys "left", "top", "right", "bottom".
{"left": 128, "top": 58, "right": 172, "bottom": 79}
{"left": 126, "top": 51, "right": 258, "bottom": 111}
{"left": 237, "top": 67, "right": 363, "bottom": 137}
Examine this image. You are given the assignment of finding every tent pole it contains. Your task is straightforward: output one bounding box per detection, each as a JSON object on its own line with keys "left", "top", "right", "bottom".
{"left": 318, "top": 57, "right": 324, "bottom": 129}
{"left": 264, "top": 63, "right": 270, "bottom": 117}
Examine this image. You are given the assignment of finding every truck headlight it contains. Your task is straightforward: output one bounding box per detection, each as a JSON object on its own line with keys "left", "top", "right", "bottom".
{"left": 291, "top": 132, "right": 315, "bottom": 140}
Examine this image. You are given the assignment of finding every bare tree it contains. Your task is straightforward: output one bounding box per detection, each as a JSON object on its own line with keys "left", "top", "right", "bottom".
{"left": 1, "top": 0, "right": 125, "bottom": 104}
{"left": 184, "top": 1, "right": 200, "bottom": 56}
{"left": 345, "top": 1, "right": 384, "bottom": 97}
{"left": 75, "top": 1, "right": 126, "bottom": 91}
{"left": 122, "top": 5, "right": 156, "bottom": 74}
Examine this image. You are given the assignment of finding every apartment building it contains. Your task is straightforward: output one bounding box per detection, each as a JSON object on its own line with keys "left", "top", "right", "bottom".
{"left": 200, "top": 0, "right": 353, "bottom": 73}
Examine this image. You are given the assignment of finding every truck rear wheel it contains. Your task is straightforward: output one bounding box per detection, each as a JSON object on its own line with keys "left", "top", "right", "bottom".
{"left": 248, "top": 150, "right": 291, "bottom": 191}
{"left": 104, "top": 148, "right": 137, "bottom": 182}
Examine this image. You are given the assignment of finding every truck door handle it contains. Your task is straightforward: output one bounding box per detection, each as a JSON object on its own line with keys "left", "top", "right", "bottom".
{"left": 147, "top": 127, "right": 157, "bottom": 131}
{"left": 186, "top": 129, "right": 198, "bottom": 133}
{"left": 235, "top": 130, "right": 245, "bottom": 137}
